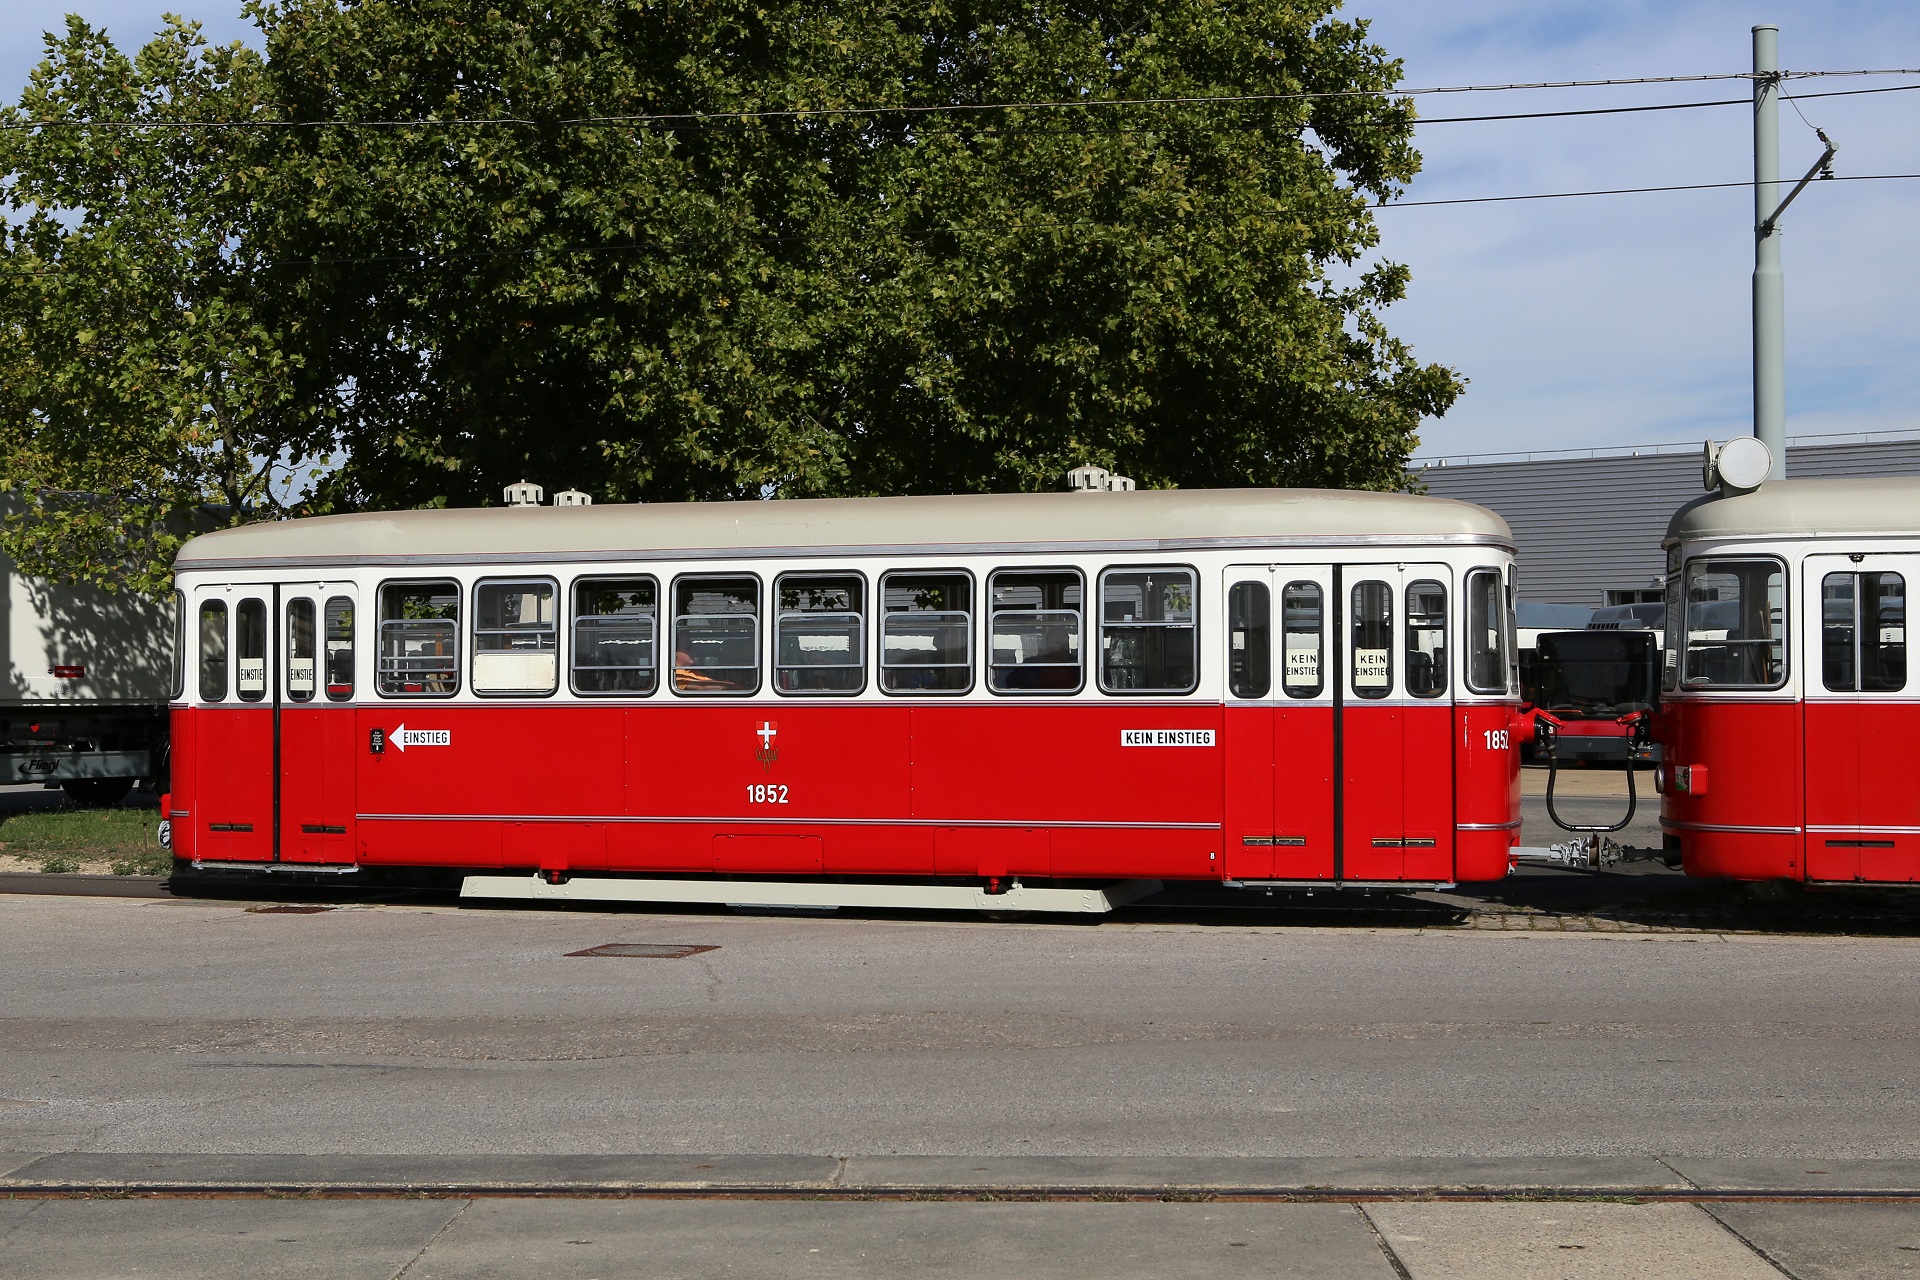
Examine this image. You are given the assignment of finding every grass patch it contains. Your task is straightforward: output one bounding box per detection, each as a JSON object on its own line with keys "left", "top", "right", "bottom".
{"left": 0, "top": 806, "right": 160, "bottom": 873}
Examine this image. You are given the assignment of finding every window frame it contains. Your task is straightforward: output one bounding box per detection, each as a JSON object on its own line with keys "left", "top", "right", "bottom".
{"left": 570, "top": 574, "right": 661, "bottom": 698}
{"left": 987, "top": 566, "right": 1087, "bottom": 697}
{"left": 772, "top": 570, "right": 868, "bottom": 698}
{"left": 1279, "top": 579, "right": 1325, "bottom": 700}
{"left": 1404, "top": 578, "right": 1449, "bottom": 700}
{"left": 197, "top": 597, "right": 229, "bottom": 704}
{"left": 170, "top": 590, "right": 187, "bottom": 701}
{"left": 1227, "top": 579, "right": 1272, "bottom": 700}
{"left": 376, "top": 578, "right": 463, "bottom": 699}
{"left": 1679, "top": 555, "right": 1789, "bottom": 692}
{"left": 286, "top": 597, "right": 318, "bottom": 704}
{"left": 1097, "top": 564, "right": 1200, "bottom": 696}
{"left": 878, "top": 568, "right": 976, "bottom": 697}
{"left": 1820, "top": 568, "right": 1906, "bottom": 695}
{"left": 324, "top": 595, "right": 355, "bottom": 702}
{"left": 1348, "top": 578, "right": 1396, "bottom": 700}
{"left": 234, "top": 597, "right": 269, "bottom": 703}
{"left": 469, "top": 576, "right": 561, "bottom": 699}
{"left": 669, "top": 572, "right": 763, "bottom": 698}
{"left": 1464, "top": 567, "right": 1509, "bottom": 695}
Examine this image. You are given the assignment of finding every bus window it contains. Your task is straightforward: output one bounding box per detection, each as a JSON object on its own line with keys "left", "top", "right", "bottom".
{"left": 1228, "top": 581, "right": 1271, "bottom": 699}
{"left": 673, "top": 576, "right": 759, "bottom": 695}
{"left": 1405, "top": 580, "right": 1447, "bottom": 699}
{"left": 1465, "top": 568, "right": 1508, "bottom": 694}
{"left": 198, "top": 599, "right": 228, "bottom": 702}
{"left": 1280, "top": 581, "right": 1321, "bottom": 698}
{"left": 235, "top": 599, "right": 268, "bottom": 703}
{"left": 776, "top": 573, "right": 865, "bottom": 695}
{"left": 287, "top": 599, "right": 317, "bottom": 702}
{"left": 989, "top": 569, "right": 1083, "bottom": 693}
{"left": 1682, "top": 558, "right": 1785, "bottom": 689}
{"left": 378, "top": 581, "right": 460, "bottom": 697}
{"left": 1823, "top": 570, "right": 1905, "bottom": 693}
{"left": 1350, "top": 580, "right": 1393, "bottom": 699}
{"left": 573, "top": 577, "right": 658, "bottom": 695}
{"left": 473, "top": 578, "right": 558, "bottom": 696}
{"left": 880, "top": 572, "right": 971, "bottom": 694}
{"left": 324, "top": 596, "right": 355, "bottom": 701}
{"left": 1099, "top": 567, "right": 1197, "bottom": 694}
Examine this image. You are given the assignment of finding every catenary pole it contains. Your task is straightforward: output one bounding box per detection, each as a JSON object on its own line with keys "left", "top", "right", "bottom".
{"left": 1752, "top": 24, "right": 1786, "bottom": 478}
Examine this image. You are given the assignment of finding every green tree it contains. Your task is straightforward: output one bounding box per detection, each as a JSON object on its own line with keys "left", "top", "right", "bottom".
{"left": 0, "top": 16, "right": 335, "bottom": 594}
{"left": 264, "top": 0, "right": 1458, "bottom": 508}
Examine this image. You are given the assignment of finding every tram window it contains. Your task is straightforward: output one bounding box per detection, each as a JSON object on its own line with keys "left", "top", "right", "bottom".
{"left": 170, "top": 590, "right": 186, "bottom": 700}
{"left": 324, "top": 596, "right": 355, "bottom": 701}
{"left": 1099, "top": 567, "right": 1197, "bottom": 694}
{"left": 672, "top": 576, "right": 759, "bottom": 695}
{"left": 472, "top": 578, "right": 558, "bottom": 696}
{"left": 880, "top": 572, "right": 972, "bottom": 694}
{"left": 1405, "top": 580, "right": 1447, "bottom": 699}
{"left": 774, "top": 573, "right": 864, "bottom": 695}
{"left": 198, "top": 599, "right": 228, "bottom": 702}
{"left": 572, "top": 577, "right": 658, "bottom": 695}
{"left": 1822, "top": 571, "right": 1905, "bottom": 693}
{"left": 1682, "top": 558, "right": 1785, "bottom": 689}
{"left": 1663, "top": 548, "right": 1683, "bottom": 692}
{"left": 378, "top": 580, "right": 460, "bottom": 697}
{"left": 1227, "top": 581, "right": 1271, "bottom": 699}
{"left": 989, "top": 569, "right": 1083, "bottom": 693}
{"left": 287, "top": 599, "right": 317, "bottom": 702}
{"left": 1280, "top": 581, "right": 1322, "bottom": 698}
{"left": 235, "top": 598, "right": 268, "bottom": 703}
{"left": 1349, "top": 580, "right": 1393, "bottom": 699}
{"left": 1465, "top": 569, "right": 1508, "bottom": 694}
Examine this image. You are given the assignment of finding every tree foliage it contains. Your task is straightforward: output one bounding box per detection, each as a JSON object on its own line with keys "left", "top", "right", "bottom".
{"left": 2, "top": 1, "right": 1462, "bottom": 589}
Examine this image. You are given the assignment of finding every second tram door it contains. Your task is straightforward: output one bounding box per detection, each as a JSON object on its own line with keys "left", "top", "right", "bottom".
{"left": 278, "top": 587, "right": 359, "bottom": 864}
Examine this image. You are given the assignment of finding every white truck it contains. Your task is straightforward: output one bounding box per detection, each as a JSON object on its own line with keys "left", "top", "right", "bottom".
{"left": 1, "top": 534, "right": 174, "bottom": 804}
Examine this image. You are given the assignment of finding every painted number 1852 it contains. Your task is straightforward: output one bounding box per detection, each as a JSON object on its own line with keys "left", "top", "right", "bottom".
{"left": 746, "top": 784, "right": 790, "bottom": 804}
{"left": 1483, "top": 729, "right": 1511, "bottom": 751}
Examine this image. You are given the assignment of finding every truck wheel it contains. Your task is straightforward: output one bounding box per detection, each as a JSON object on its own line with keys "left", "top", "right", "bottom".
{"left": 62, "top": 778, "right": 134, "bottom": 807}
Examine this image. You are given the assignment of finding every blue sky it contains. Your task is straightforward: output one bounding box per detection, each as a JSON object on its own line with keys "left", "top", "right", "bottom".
{"left": 7, "top": 2, "right": 1918, "bottom": 461}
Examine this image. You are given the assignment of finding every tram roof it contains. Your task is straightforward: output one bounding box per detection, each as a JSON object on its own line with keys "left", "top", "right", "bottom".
{"left": 1666, "top": 477, "right": 1920, "bottom": 545}
{"left": 175, "top": 488, "right": 1512, "bottom": 570}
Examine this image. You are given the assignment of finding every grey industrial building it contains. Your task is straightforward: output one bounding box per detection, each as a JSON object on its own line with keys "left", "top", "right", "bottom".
{"left": 1413, "top": 436, "right": 1920, "bottom": 607}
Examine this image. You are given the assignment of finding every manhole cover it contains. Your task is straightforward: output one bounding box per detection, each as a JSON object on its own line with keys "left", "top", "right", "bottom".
{"left": 246, "top": 904, "right": 335, "bottom": 915}
{"left": 565, "top": 943, "right": 719, "bottom": 959}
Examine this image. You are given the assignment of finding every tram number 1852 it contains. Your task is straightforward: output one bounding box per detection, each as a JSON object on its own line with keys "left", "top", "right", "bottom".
{"left": 1483, "top": 729, "right": 1511, "bottom": 751}
{"left": 747, "top": 784, "right": 791, "bottom": 805}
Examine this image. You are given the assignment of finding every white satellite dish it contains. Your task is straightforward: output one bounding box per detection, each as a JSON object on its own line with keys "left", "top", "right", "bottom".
{"left": 1713, "top": 437, "right": 1773, "bottom": 492}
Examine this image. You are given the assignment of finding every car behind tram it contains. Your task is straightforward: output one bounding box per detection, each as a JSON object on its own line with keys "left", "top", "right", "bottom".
{"left": 1658, "top": 475, "right": 1917, "bottom": 884}
{"left": 161, "top": 486, "right": 1524, "bottom": 910}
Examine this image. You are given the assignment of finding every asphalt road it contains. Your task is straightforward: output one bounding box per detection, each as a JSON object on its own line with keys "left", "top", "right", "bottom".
{"left": 4, "top": 891, "right": 1919, "bottom": 1160}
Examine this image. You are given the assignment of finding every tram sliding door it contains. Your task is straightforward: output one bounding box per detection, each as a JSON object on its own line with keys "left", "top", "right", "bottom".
{"left": 278, "top": 586, "right": 359, "bottom": 864}
{"left": 1341, "top": 566, "right": 1454, "bottom": 882}
{"left": 188, "top": 583, "right": 275, "bottom": 861}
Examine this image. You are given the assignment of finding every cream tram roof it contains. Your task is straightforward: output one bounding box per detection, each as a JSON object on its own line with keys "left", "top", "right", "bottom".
{"left": 1666, "top": 477, "right": 1920, "bottom": 545}
{"left": 176, "top": 488, "right": 1512, "bottom": 570}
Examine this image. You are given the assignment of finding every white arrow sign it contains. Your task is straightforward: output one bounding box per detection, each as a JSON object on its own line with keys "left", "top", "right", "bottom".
{"left": 390, "top": 723, "right": 451, "bottom": 752}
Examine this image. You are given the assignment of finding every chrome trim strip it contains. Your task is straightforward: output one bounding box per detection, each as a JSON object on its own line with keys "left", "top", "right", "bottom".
{"left": 1226, "top": 879, "right": 1457, "bottom": 891}
{"left": 1660, "top": 819, "right": 1803, "bottom": 835}
{"left": 1457, "top": 820, "right": 1523, "bottom": 831}
{"left": 179, "top": 532, "right": 1513, "bottom": 573}
{"left": 358, "top": 813, "right": 1221, "bottom": 830}
{"left": 1807, "top": 824, "right": 1920, "bottom": 835}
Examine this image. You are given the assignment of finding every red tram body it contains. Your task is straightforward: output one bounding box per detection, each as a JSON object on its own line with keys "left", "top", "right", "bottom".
{"left": 1659, "top": 477, "right": 1920, "bottom": 884}
{"left": 162, "top": 489, "right": 1523, "bottom": 903}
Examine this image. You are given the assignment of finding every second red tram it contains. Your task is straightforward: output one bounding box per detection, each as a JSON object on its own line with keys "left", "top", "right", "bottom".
{"left": 1659, "top": 476, "right": 1918, "bottom": 884}
{"left": 161, "top": 488, "right": 1523, "bottom": 903}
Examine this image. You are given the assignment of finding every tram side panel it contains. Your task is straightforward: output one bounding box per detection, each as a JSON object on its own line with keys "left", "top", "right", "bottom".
{"left": 1269, "top": 703, "right": 1335, "bottom": 879}
{"left": 278, "top": 704, "right": 357, "bottom": 864}
{"left": 1660, "top": 698, "right": 1804, "bottom": 880}
{"left": 1453, "top": 702, "right": 1521, "bottom": 882}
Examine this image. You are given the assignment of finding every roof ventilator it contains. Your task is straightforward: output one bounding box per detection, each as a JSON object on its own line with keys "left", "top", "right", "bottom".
{"left": 1066, "top": 464, "right": 1136, "bottom": 493}
{"left": 551, "top": 488, "right": 593, "bottom": 507}
{"left": 504, "top": 479, "right": 544, "bottom": 507}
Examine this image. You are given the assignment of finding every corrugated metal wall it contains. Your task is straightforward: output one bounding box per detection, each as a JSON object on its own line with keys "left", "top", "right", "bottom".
{"left": 1412, "top": 439, "right": 1920, "bottom": 605}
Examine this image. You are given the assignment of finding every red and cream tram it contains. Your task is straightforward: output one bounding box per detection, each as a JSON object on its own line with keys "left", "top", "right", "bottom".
{"left": 160, "top": 488, "right": 1524, "bottom": 908}
{"left": 1659, "top": 476, "right": 1918, "bottom": 884}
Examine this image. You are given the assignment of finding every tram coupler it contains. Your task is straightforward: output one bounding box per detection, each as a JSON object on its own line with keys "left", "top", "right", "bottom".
{"left": 1511, "top": 835, "right": 1665, "bottom": 871}
{"left": 1511, "top": 709, "right": 1659, "bottom": 872}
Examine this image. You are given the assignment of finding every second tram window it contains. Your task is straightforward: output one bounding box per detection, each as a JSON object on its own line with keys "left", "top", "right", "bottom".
{"left": 287, "top": 599, "right": 317, "bottom": 702}
{"left": 1822, "top": 571, "right": 1906, "bottom": 693}
{"left": 1465, "top": 568, "right": 1508, "bottom": 694}
{"left": 673, "top": 576, "right": 760, "bottom": 695}
{"left": 1683, "top": 558, "right": 1785, "bottom": 689}
{"left": 776, "top": 574, "right": 865, "bottom": 695}
{"left": 324, "top": 596, "right": 355, "bottom": 700}
{"left": 473, "top": 579, "right": 558, "bottom": 695}
{"left": 1100, "top": 567, "right": 1197, "bottom": 694}
{"left": 880, "top": 572, "right": 972, "bottom": 694}
{"left": 378, "top": 581, "right": 460, "bottom": 697}
{"left": 1281, "top": 581, "right": 1323, "bottom": 698}
{"left": 1405, "top": 580, "right": 1448, "bottom": 698}
{"left": 198, "top": 599, "right": 228, "bottom": 702}
{"left": 989, "top": 569, "right": 1084, "bottom": 693}
{"left": 1350, "top": 581, "right": 1393, "bottom": 698}
{"left": 235, "top": 599, "right": 268, "bottom": 702}
{"left": 573, "top": 577, "right": 658, "bottom": 695}
{"left": 1227, "top": 581, "right": 1271, "bottom": 699}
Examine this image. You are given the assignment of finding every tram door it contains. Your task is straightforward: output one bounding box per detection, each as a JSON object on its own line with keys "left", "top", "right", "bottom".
{"left": 189, "top": 583, "right": 276, "bottom": 861}
{"left": 278, "top": 586, "right": 359, "bottom": 864}
{"left": 1340, "top": 567, "right": 1454, "bottom": 882}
